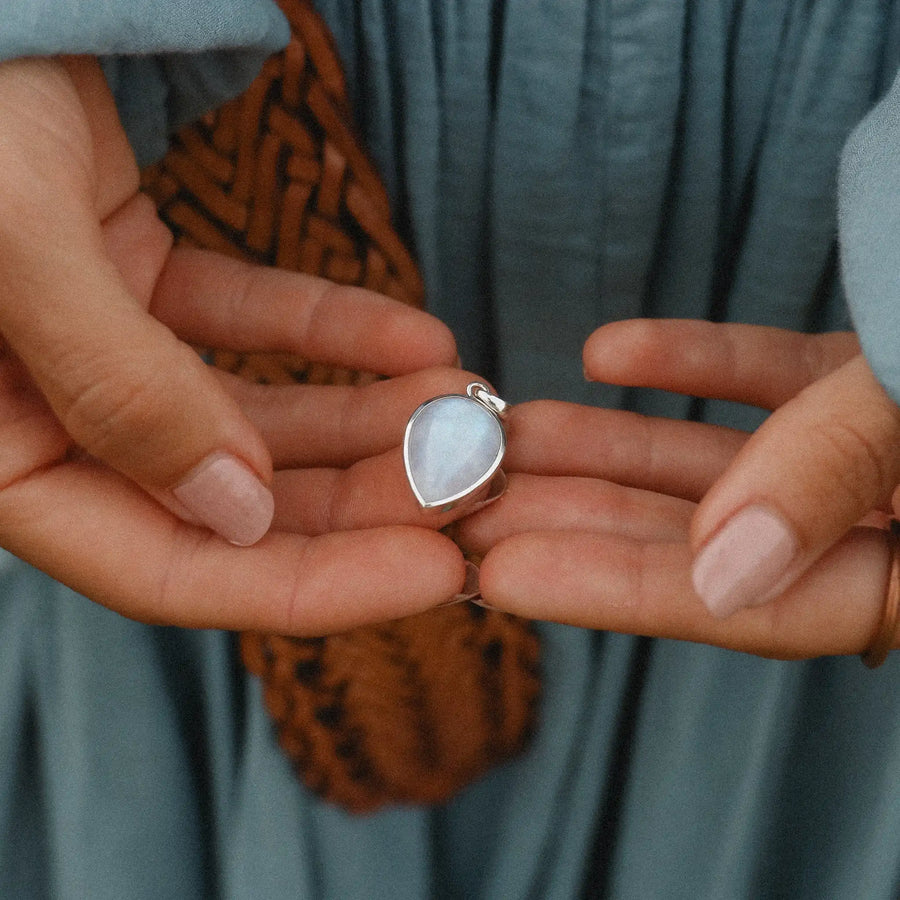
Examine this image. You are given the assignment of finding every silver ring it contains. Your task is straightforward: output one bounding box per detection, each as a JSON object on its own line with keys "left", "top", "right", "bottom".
{"left": 403, "top": 382, "right": 510, "bottom": 510}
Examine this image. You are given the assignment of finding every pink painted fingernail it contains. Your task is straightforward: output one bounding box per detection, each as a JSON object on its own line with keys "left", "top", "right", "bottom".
{"left": 692, "top": 505, "right": 798, "bottom": 619}
{"left": 173, "top": 453, "right": 274, "bottom": 546}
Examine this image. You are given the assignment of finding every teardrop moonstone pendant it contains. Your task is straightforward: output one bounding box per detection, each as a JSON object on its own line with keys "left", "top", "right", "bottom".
{"left": 403, "top": 383, "right": 508, "bottom": 510}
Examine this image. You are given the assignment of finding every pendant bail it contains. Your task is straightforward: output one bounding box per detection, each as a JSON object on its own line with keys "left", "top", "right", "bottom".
{"left": 467, "top": 382, "right": 510, "bottom": 418}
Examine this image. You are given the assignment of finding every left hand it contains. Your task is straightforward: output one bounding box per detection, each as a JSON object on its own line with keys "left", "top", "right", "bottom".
{"left": 456, "top": 320, "right": 900, "bottom": 660}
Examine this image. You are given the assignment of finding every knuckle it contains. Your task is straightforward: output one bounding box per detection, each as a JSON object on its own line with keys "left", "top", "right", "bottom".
{"left": 63, "top": 365, "right": 166, "bottom": 452}
{"left": 809, "top": 417, "right": 891, "bottom": 508}
{"left": 277, "top": 540, "right": 319, "bottom": 635}
{"left": 623, "top": 319, "right": 672, "bottom": 371}
{"left": 230, "top": 264, "right": 268, "bottom": 327}
{"left": 57, "top": 342, "right": 196, "bottom": 462}
{"left": 335, "top": 387, "right": 358, "bottom": 451}
{"left": 151, "top": 523, "right": 206, "bottom": 625}
{"left": 324, "top": 474, "right": 352, "bottom": 532}
{"left": 289, "top": 276, "right": 334, "bottom": 350}
{"left": 597, "top": 481, "right": 638, "bottom": 524}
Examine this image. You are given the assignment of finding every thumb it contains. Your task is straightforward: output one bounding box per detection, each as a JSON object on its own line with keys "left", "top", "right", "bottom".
{"left": 1, "top": 209, "right": 274, "bottom": 547}
{"left": 691, "top": 354, "right": 900, "bottom": 617}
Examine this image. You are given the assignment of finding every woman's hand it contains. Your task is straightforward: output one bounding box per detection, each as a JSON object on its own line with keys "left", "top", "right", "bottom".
{"left": 0, "top": 55, "right": 472, "bottom": 632}
{"left": 457, "top": 319, "right": 900, "bottom": 660}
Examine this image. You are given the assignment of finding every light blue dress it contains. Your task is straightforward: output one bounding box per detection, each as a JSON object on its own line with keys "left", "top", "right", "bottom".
{"left": 3, "top": 2, "right": 900, "bottom": 897}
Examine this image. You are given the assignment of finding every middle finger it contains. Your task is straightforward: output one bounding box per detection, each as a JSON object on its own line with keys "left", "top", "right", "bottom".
{"left": 506, "top": 400, "right": 748, "bottom": 502}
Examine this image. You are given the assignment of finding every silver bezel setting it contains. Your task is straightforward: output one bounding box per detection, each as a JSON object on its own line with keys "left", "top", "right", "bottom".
{"left": 403, "top": 383, "right": 508, "bottom": 510}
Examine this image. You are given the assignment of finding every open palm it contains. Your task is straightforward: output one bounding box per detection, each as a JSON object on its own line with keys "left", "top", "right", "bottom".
{"left": 0, "top": 56, "right": 471, "bottom": 631}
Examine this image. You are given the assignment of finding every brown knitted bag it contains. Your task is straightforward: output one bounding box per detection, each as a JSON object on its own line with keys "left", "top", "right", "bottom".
{"left": 141, "top": 0, "right": 539, "bottom": 813}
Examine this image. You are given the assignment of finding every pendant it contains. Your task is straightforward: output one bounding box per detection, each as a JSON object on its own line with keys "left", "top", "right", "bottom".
{"left": 403, "top": 382, "right": 510, "bottom": 510}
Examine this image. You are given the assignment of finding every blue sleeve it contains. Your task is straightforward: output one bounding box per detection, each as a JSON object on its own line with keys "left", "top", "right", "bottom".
{"left": 0, "top": 0, "right": 290, "bottom": 164}
{"left": 839, "top": 68, "right": 900, "bottom": 405}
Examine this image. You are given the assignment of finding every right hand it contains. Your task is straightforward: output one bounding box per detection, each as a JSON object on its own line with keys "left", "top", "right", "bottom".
{"left": 0, "top": 55, "right": 470, "bottom": 633}
{"left": 455, "top": 321, "right": 900, "bottom": 660}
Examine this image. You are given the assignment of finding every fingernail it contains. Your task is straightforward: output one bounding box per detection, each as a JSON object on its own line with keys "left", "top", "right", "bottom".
{"left": 172, "top": 453, "right": 274, "bottom": 546}
{"left": 440, "top": 561, "right": 481, "bottom": 605}
{"left": 692, "top": 505, "right": 798, "bottom": 619}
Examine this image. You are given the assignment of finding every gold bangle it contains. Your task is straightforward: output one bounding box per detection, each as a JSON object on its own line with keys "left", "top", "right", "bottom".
{"left": 862, "top": 521, "right": 900, "bottom": 669}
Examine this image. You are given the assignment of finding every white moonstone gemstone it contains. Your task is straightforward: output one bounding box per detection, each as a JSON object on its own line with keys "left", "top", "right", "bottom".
{"left": 404, "top": 395, "right": 504, "bottom": 507}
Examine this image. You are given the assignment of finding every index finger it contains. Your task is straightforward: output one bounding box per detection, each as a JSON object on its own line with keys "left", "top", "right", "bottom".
{"left": 504, "top": 400, "right": 747, "bottom": 502}
{"left": 584, "top": 320, "right": 859, "bottom": 409}
{"left": 151, "top": 247, "right": 458, "bottom": 375}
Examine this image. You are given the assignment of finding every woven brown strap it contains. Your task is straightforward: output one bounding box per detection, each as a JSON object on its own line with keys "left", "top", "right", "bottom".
{"left": 141, "top": 0, "right": 539, "bottom": 813}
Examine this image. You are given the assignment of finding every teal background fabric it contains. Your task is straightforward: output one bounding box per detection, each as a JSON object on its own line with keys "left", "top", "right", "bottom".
{"left": 3, "top": 1, "right": 900, "bottom": 898}
{"left": 0, "top": 0, "right": 287, "bottom": 57}
{"left": 0, "top": 1, "right": 290, "bottom": 165}
{"left": 840, "top": 65, "right": 900, "bottom": 404}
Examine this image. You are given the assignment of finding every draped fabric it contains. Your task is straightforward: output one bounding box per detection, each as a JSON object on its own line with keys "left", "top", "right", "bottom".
{"left": 314, "top": 0, "right": 899, "bottom": 412}
{"left": 0, "top": 0, "right": 290, "bottom": 166}
{"left": 3, "top": 1, "right": 900, "bottom": 897}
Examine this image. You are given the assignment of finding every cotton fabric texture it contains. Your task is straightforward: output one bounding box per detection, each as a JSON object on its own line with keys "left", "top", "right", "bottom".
{"left": 3, "top": 1, "right": 900, "bottom": 897}
{"left": 0, "top": 0, "right": 289, "bottom": 165}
